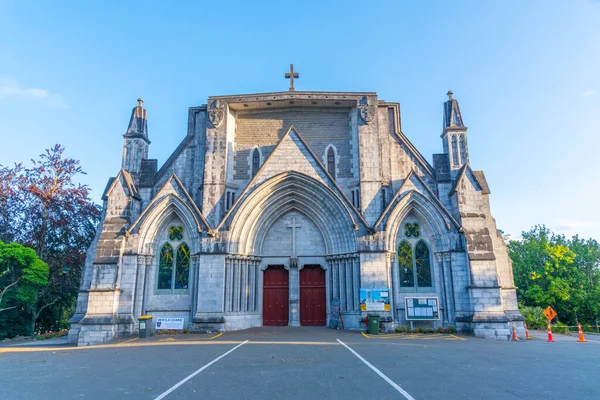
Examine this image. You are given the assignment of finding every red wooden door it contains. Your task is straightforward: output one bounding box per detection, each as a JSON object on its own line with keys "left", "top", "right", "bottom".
{"left": 300, "top": 265, "right": 326, "bottom": 326}
{"left": 263, "top": 266, "right": 289, "bottom": 326}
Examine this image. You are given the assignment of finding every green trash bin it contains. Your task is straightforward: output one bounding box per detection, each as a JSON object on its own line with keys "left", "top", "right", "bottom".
{"left": 138, "top": 316, "right": 153, "bottom": 338}
{"left": 368, "top": 314, "right": 380, "bottom": 335}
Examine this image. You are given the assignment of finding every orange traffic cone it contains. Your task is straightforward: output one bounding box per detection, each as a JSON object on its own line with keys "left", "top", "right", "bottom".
{"left": 524, "top": 321, "right": 531, "bottom": 340}
{"left": 577, "top": 322, "right": 587, "bottom": 342}
{"left": 512, "top": 321, "right": 519, "bottom": 341}
{"left": 547, "top": 321, "right": 555, "bottom": 342}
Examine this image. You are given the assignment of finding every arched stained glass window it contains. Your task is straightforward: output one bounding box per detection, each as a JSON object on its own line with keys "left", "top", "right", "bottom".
{"left": 327, "top": 147, "right": 336, "bottom": 179}
{"left": 158, "top": 243, "right": 174, "bottom": 289}
{"left": 175, "top": 243, "right": 190, "bottom": 289}
{"left": 252, "top": 149, "right": 260, "bottom": 176}
{"left": 415, "top": 240, "right": 432, "bottom": 287}
{"left": 398, "top": 241, "right": 414, "bottom": 287}
{"left": 157, "top": 226, "right": 190, "bottom": 292}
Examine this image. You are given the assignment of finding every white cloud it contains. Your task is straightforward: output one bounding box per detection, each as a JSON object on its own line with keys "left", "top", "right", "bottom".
{"left": 583, "top": 89, "right": 595, "bottom": 97}
{"left": 552, "top": 218, "right": 600, "bottom": 238}
{"left": 0, "top": 76, "right": 67, "bottom": 108}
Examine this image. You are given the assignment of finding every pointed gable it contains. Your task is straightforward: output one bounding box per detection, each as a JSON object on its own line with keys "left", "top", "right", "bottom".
{"left": 128, "top": 173, "right": 212, "bottom": 235}
{"left": 217, "top": 126, "right": 368, "bottom": 231}
{"left": 252, "top": 126, "right": 333, "bottom": 187}
{"left": 375, "top": 169, "right": 461, "bottom": 231}
{"left": 450, "top": 163, "right": 490, "bottom": 196}
{"left": 102, "top": 170, "right": 141, "bottom": 201}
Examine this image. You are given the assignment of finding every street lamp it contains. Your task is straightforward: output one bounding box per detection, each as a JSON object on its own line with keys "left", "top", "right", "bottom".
{"left": 55, "top": 265, "right": 69, "bottom": 332}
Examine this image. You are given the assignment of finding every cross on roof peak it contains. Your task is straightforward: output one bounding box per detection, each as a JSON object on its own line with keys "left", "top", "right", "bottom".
{"left": 284, "top": 64, "right": 299, "bottom": 91}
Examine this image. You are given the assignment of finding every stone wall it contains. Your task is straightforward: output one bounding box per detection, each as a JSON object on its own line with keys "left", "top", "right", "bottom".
{"left": 233, "top": 108, "right": 353, "bottom": 178}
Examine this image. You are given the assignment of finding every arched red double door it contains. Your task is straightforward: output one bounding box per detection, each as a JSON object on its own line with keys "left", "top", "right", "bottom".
{"left": 262, "top": 265, "right": 326, "bottom": 326}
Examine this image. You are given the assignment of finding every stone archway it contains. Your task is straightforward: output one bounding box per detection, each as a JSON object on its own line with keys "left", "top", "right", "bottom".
{"left": 260, "top": 209, "right": 328, "bottom": 326}
{"left": 225, "top": 172, "right": 359, "bottom": 256}
{"left": 226, "top": 173, "right": 359, "bottom": 327}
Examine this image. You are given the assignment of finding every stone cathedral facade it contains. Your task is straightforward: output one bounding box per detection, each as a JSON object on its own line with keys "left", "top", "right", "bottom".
{"left": 68, "top": 86, "right": 524, "bottom": 346}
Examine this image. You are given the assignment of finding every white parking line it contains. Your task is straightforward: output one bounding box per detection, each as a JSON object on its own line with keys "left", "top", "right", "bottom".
{"left": 154, "top": 340, "right": 249, "bottom": 400}
{"left": 336, "top": 339, "right": 416, "bottom": 400}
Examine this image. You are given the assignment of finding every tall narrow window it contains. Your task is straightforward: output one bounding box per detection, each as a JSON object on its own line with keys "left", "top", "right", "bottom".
{"left": 225, "top": 190, "right": 236, "bottom": 211}
{"left": 252, "top": 149, "right": 260, "bottom": 176}
{"left": 158, "top": 243, "right": 174, "bottom": 290}
{"left": 459, "top": 135, "right": 467, "bottom": 164}
{"left": 388, "top": 108, "right": 396, "bottom": 135}
{"left": 415, "top": 240, "right": 432, "bottom": 287}
{"left": 451, "top": 136, "right": 459, "bottom": 166}
{"left": 327, "top": 147, "right": 336, "bottom": 179}
{"left": 351, "top": 188, "right": 361, "bottom": 210}
{"left": 175, "top": 243, "right": 190, "bottom": 289}
{"left": 398, "top": 241, "right": 414, "bottom": 287}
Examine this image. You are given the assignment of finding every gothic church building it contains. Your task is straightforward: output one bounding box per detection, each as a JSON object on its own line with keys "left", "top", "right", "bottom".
{"left": 69, "top": 84, "right": 523, "bottom": 345}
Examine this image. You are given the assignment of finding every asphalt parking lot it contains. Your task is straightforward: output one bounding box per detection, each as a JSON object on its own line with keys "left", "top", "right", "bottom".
{"left": 1, "top": 327, "right": 599, "bottom": 400}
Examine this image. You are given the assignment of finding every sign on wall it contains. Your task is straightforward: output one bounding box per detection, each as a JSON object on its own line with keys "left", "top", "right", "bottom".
{"left": 155, "top": 317, "right": 185, "bottom": 330}
{"left": 360, "top": 288, "right": 390, "bottom": 311}
{"left": 405, "top": 297, "right": 440, "bottom": 320}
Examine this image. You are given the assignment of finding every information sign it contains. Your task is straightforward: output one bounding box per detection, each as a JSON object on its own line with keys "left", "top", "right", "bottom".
{"left": 405, "top": 297, "right": 440, "bottom": 320}
{"left": 155, "top": 317, "right": 185, "bottom": 330}
{"left": 360, "top": 288, "right": 390, "bottom": 311}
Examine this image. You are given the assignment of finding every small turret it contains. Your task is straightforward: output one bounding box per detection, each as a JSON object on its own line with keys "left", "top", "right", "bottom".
{"left": 441, "top": 91, "right": 469, "bottom": 169}
{"left": 122, "top": 98, "right": 150, "bottom": 180}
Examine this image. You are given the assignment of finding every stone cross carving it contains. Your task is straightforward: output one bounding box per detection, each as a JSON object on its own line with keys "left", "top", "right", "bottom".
{"left": 286, "top": 216, "right": 301, "bottom": 256}
{"left": 285, "top": 64, "right": 299, "bottom": 92}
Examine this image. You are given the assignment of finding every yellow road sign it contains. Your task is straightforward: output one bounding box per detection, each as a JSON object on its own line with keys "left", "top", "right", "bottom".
{"left": 543, "top": 306, "right": 557, "bottom": 320}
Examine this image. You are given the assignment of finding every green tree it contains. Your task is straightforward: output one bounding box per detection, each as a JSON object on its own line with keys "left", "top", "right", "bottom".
{"left": 568, "top": 236, "right": 600, "bottom": 326}
{"left": 509, "top": 225, "right": 600, "bottom": 327}
{"left": 0, "top": 241, "right": 48, "bottom": 314}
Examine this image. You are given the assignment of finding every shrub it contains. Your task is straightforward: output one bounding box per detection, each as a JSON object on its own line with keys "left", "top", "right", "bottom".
{"left": 157, "top": 329, "right": 190, "bottom": 335}
{"left": 553, "top": 322, "right": 569, "bottom": 334}
{"left": 435, "top": 326, "right": 457, "bottom": 334}
{"left": 36, "top": 329, "right": 68, "bottom": 340}
{"left": 519, "top": 306, "right": 547, "bottom": 329}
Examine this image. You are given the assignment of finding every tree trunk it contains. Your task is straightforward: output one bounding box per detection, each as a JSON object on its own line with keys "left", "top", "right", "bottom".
{"left": 30, "top": 295, "right": 60, "bottom": 334}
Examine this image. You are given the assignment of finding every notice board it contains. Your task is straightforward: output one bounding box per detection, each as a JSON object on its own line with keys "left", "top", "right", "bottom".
{"left": 405, "top": 297, "right": 440, "bottom": 320}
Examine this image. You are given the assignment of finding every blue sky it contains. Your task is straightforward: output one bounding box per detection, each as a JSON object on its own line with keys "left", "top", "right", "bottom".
{"left": 1, "top": 0, "right": 599, "bottom": 241}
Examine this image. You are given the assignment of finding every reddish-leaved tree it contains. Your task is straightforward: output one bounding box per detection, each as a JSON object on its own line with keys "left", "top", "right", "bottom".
{"left": 0, "top": 145, "right": 101, "bottom": 335}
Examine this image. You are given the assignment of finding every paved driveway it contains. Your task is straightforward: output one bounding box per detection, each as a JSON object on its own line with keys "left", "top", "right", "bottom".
{"left": 1, "top": 327, "right": 598, "bottom": 400}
